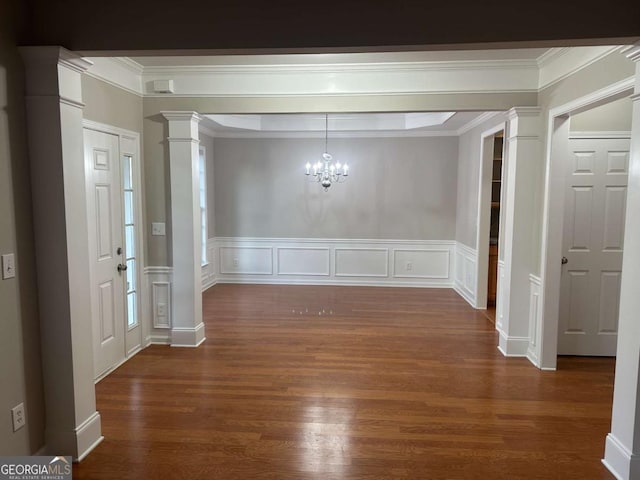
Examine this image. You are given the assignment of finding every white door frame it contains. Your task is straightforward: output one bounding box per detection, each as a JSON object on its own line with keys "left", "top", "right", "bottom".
{"left": 82, "top": 119, "right": 147, "bottom": 363}
{"left": 538, "top": 77, "right": 635, "bottom": 370}
{"left": 475, "top": 122, "right": 507, "bottom": 309}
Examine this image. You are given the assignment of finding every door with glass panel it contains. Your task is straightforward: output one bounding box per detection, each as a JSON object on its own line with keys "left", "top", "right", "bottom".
{"left": 84, "top": 128, "right": 141, "bottom": 380}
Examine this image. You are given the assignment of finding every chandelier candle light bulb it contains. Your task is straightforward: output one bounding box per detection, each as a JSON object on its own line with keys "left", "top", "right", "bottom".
{"left": 304, "top": 114, "right": 349, "bottom": 191}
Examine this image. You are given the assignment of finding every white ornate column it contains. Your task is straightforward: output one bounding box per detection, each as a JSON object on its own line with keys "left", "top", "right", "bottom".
{"left": 20, "top": 47, "right": 102, "bottom": 459}
{"left": 162, "top": 112, "right": 206, "bottom": 347}
{"left": 603, "top": 43, "right": 640, "bottom": 480}
{"left": 498, "top": 107, "right": 542, "bottom": 358}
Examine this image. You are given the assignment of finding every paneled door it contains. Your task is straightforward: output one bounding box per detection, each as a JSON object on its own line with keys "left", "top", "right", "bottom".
{"left": 84, "top": 129, "right": 127, "bottom": 378}
{"left": 558, "top": 137, "right": 630, "bottom": 356}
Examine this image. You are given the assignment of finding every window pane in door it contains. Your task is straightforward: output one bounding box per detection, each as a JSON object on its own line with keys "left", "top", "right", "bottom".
{"left": 123, "top": 156, "right": 132, "bottom": 190}
{"left": 124, "top": 191, "right": 134, "bottom": 224}
{"left": 127, "top": 293, "right": 137, "bottom": 327}
{"left": 126, "top": 259, "right": 135, "bottom": 293}
{"left": 125, "top": 225, "right": 135, "bottom": 258}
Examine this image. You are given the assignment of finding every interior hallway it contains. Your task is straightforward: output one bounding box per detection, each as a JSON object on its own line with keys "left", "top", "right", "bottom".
{"left": 74, "top": 285, "right": 616, "bottom": 479}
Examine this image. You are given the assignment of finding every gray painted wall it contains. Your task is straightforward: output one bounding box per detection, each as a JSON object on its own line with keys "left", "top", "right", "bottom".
{"left": 213, "top": 136, "right": 459, "bottom": 239}
{"left": 570, "top": 97, "right": 633, "bottom": 132}
{"left": 0, "top": 22, "right": 45, "bottom": 455}
{"left": 454, "top": 113, "right": 508, "bottom": 249}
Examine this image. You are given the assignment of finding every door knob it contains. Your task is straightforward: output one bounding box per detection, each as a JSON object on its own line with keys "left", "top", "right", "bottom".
{"left": 117, "top": 263, "right": 128, "bottom": 273}
{"left": 561, "top": 257, "right": 568, "bottom": 265}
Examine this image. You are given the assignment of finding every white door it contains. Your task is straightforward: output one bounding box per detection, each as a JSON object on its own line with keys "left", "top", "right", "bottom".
{"left": 84, "top": 129, "right": 127, "bottom": 378}
{"left": 558, "top": 137, "right": 630, "bottom": 356}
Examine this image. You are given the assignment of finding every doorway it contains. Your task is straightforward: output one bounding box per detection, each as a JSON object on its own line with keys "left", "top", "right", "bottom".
{"left": 539, "top": 81, "right": 634, "bottom": 369}
{"left": 83, "top": 123, "right": 144, "bottom": 380}
{"left": 557, "top": 100, "right": 632, "bottom": 356}
{"left": 486, "top": 133, "right": 504, "bottom": 322}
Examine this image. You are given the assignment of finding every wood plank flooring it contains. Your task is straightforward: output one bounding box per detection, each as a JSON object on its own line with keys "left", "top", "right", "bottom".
{"left": 74, "top": 284, "right": 616, "bottom": 479}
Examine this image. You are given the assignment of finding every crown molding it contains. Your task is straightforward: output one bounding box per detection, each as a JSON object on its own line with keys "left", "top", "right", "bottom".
{"left": 84, "top": 56, "right": 144, "bottom": 96}
{"left": 455, "top": 112, "right": 502, "bottom": 135}
{"left": 537, "top": 45, "right": 623, "bottom": 90}
{"left": 536, "top": 48, "right": 570, "bottom": 67}
{"left": 203, "top": 129, "right": 460, "bottom": 139}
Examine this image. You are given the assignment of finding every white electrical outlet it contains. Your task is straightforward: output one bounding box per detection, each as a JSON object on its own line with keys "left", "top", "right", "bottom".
{"left": 11, "top": 403, "right": 25, "bottom": 432}
{"left": 157, "top": 303, "right": 167, "bottom": 316}
{"left": 2, "top": 254, "right": 16, "bottom": 279}
{"left": 406, "top": 262, "right": 413, "bottom": 271}
{"left": 233, "top": 258, "right": 239, "bottom": 267}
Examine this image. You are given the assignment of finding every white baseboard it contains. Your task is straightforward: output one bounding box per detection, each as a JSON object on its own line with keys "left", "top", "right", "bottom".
{"left": 75, "top": 412, "right": 103, "bottom": 462}
{"left": 147, "top": 333, "right": 171, "bottom": 345}
{"left": 603, "top": 433, "right": 640, "bottom": 480}
{"left": 454, "top": 282, "right": 476, "bottom": 306}
{"left": 497, "top": 331, "right": 529, "bottom": 357}
{"left": 171, "top": 322, "right": 206, "bottom": 347}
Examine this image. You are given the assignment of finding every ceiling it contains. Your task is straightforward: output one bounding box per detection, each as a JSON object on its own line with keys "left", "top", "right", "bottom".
{"left": 202, "top": 112, "right": 489, "bottom": 137}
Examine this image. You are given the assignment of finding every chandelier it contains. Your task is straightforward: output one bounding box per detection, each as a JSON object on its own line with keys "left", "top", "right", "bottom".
{"left": 305, "top": 114, "right": 349, "bottom": 191}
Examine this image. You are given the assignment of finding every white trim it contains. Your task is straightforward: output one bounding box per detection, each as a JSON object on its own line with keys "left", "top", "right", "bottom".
{"left": 199, "top": 128, "right": 461, "bottom": 139}
{"left": 457, "top": 112, "right": 502, "bottom": 135}
{"left": 497, "top": 331, "right": 529, "bottom": 357}
{"left": 569, "top": 131, "right": 632, "bottom": 139}
{"left": 538, "top": 46, "right": 623, "bottom": 90}
{"left": 171, "top": 323, "right": 206, "bottom": 347}
{"left": 454, "top": 242, "right": 478, "bottom": 307}
{"left": 474, "top": 121, "right": 507, "bottom": 311}
{"left": 74, "top": 412, "right": 103, "bottom": 462}
{"left": 213, "top": 237, "right": 455, "bottom": 288}
{"left": 538, "top": 77, "right": 635, "bottom": 370}
{"left": 603, "top": 433, "right": 640, "bottom": 480}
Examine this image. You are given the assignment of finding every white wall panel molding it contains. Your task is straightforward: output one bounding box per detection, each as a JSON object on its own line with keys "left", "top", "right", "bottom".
{"left": 213, "top": 237, "right": 455, "bottom": 287}
{"left": 527, "top": 274, "right": 543, "bottom": 367}
{"left": 496, "top": 260, "right": 506, "bottom": 333}
{"left": 143, "top": 266, "right": 173, "bottom": 345}
{"left": 84, "top": 57, "right": 144, "bottom": 96}
{"left": 569, "top": 131, "right": 632, "bottom": 139}
{"left": 453, "top": 242, "right": 478, "bottom": 307}
{"left": 202, "top": 238, "right": 217, "bottom": 291}
{"left": 277, "top": 247, "right": 330, "bottom": 276}
{"left": 334, "top": 248, "right": 389, "bottom": 278}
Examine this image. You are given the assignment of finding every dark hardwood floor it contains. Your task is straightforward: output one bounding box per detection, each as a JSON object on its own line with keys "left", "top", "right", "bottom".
{"left": 75, "top": 284, "right": 616, "bottom": 479}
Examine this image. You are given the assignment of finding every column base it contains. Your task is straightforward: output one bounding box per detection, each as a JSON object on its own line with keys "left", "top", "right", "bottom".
{"left": 497, "top": 331, "right": 529, "bottom": 357}
{"left": 603, "top": 433, "right": 640, "bottom": 480}
{"left": 171, "top": 322, "right": 206, "bottom": 347}
{"left": 45, "top": 411, "right": 103, "bottom": 461}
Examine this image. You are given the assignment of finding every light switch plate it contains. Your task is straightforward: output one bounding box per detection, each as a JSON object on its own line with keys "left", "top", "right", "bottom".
{"left": 151, "top": 223, "right": 166, "bottom": 236}
{"left": 2, "top": 254, "right": 16, "bottom": 279}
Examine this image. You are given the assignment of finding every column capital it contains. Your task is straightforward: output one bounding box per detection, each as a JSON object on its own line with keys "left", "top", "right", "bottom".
{"left": 507, "top": 106, "right": 542, "bottom": 120}
{"left": 161, "top": 111, "right": 203, "bottom": 123}
{"left": 162, "top": 112, "right": 202, "bottom": 140}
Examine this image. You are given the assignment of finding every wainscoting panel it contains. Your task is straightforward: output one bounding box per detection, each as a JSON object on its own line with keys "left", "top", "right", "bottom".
{"left": 277, "top": 247, "right": 330, "bottom": 276}
{"left": 214, "top": 238, "right": 455, "bottom": 287}
{"left": 335, "top": 248, "right": 389, "bottom": 277}
{"left": 496, "top": 260, "right": 506, "bottom": 333}
{"left": 202, "top": 238, "right": 217, "bottom": 291}
{"left": 393, "top": 249, "right": 450, "bottom": 279}
{"left": 527, "top": 274, "right": 543, "bottom": 367}
{"left": 453, "top": 243, "right": 478, "bottom": 307}
{"left": 143, "top": 266, "right": 173, "bottom": 345}
{"left": 219, "top": 246, "right": 273, "bottom": 275}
